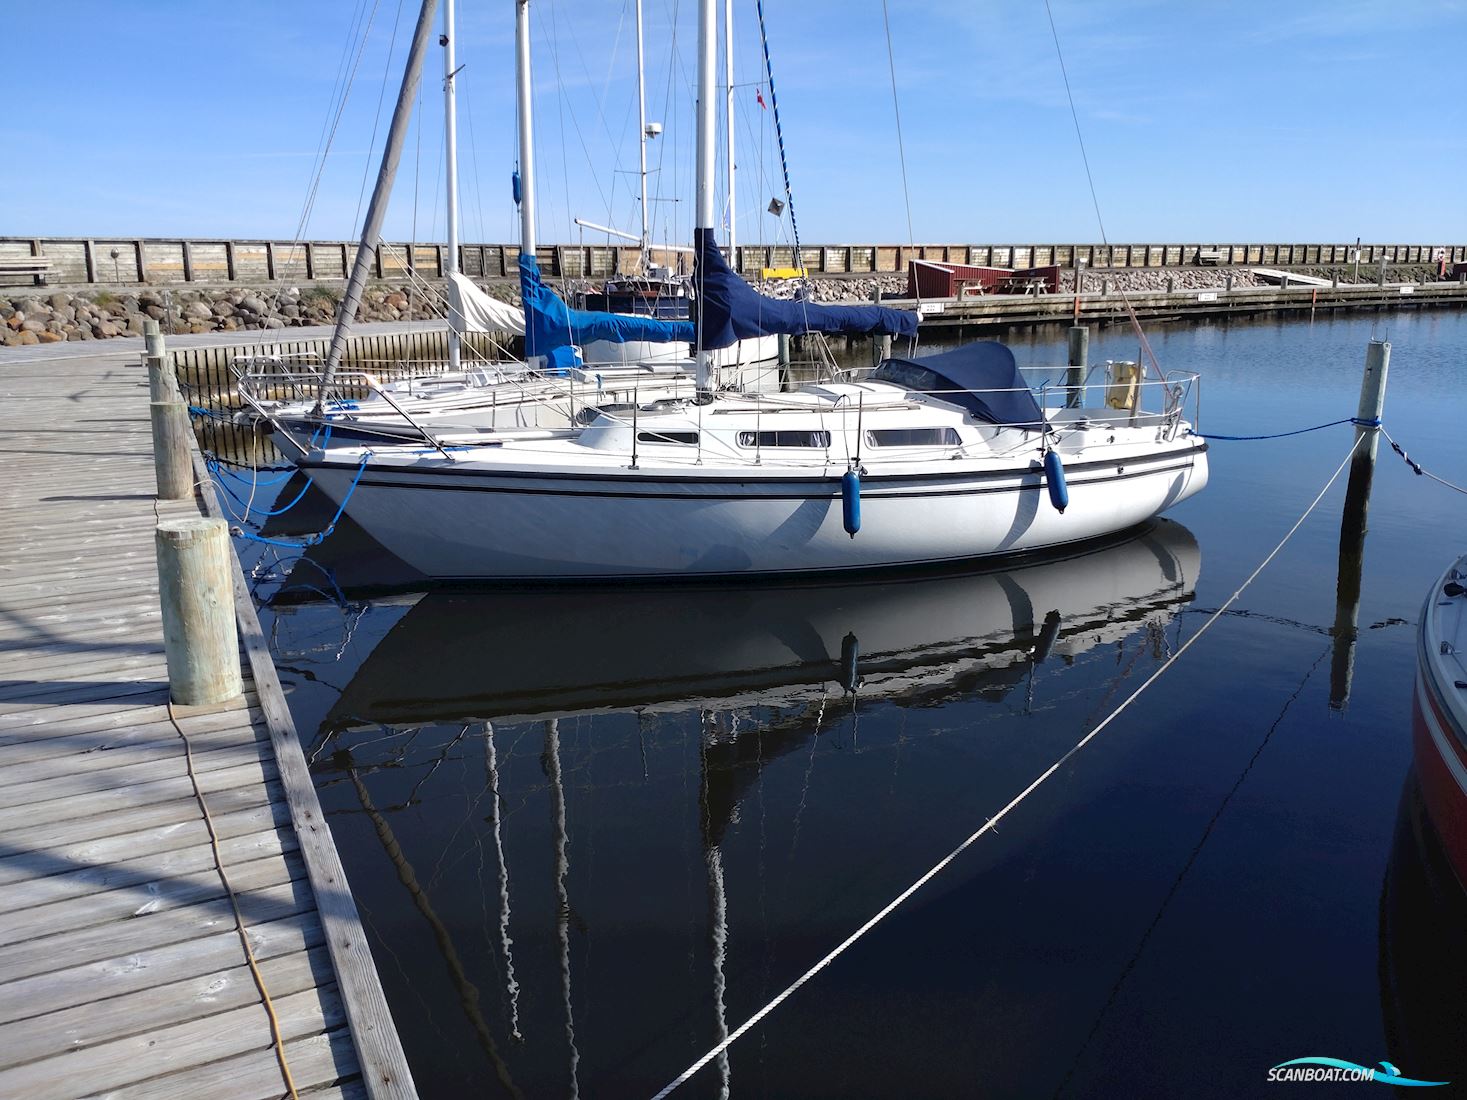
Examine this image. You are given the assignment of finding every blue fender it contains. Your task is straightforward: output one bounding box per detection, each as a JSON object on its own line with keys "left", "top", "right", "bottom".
{"left": 841, "top": 468, "right": 861, "bottom": 537}
{"left": 1044, "top": 449, "right": 1068, "bottom": 514}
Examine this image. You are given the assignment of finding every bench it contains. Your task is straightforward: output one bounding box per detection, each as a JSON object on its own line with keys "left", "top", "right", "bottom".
{"left": 1193, "top": 249, "right": 1225, "bottom": 266}
{"left": 0, "top": 258, "right": 53, "bottom": 287}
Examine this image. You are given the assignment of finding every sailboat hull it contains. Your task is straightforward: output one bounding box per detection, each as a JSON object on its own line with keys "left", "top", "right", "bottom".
{"left": 302, "top": 440, "right": 1208, "bottom": 581}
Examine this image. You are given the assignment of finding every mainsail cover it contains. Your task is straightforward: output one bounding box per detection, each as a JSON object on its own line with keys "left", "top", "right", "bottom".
{"left": 694, "top": 228, "right": 919, "bottom": 351}
{"left": 519, "top": 253, "right": 694, "bottom": 370}
{"left": 446, "top": 272, "right": 525, "bottom": 335}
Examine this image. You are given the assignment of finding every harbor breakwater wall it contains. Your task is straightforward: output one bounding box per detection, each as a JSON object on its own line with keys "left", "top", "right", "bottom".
{"left": 3, "top": 235, "right": 1464, "bottom": 289}
{"left": 2, "top": 266, "right": 1457, "bottom": 346}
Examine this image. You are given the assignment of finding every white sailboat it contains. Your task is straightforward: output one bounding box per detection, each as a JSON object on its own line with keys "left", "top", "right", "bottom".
{"left": 298, "top": 0, "right": 1208, "bottom": 582}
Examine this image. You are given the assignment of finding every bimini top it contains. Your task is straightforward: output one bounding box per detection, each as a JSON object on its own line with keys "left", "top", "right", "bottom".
{"left": 520, "top": 253, "right": 694, "bottom": 371}
{"left": 694, "top": 228, "right": 919, "bottom": 350}
{"left": 871, "top": 342, "right": 1047, "bottom": 429}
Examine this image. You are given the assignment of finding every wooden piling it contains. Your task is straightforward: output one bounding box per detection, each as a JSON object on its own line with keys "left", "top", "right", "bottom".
{"left": 1331, "top": 339, "right": 1390, "bottom": 709}
{"left": 150, "top": 399, "right": 193, "bottom": 500}
{"left": 1065, "top": 325, "right": 1088, "bottom": 408}
{"left": 154, "top": 517, "right": 243, "bottom": 706}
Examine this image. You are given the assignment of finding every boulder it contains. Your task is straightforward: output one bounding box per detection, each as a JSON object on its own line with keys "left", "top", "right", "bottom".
{"left": 17, "top": 298, "right": 47, "bottom": 316}
{"left": 20, "top": 318, "right": 48, "bottom": 333}
{"left": 182, "top": 300, "right": 213, "bottom": 320}
{"left": 263, "top": 317, "right": 286, "bottom": 329}
{"left": 212, "top": 301, "right": 236, "bottom": 318}
{"left": 48, "top": 292, "right": 72, "bottom": 310}
{"left": 239, "top": 295, "right": 267, "bottom": 315}
{"left": 146, "top": 304, "right": 166, "bottom": 320}
{"left": 36, "top": 330, "right": 64, "bottom": 343}
{"left": 18, "top": 330, "right": 39, "bottom": 345}
{"left": 125, "top": 314, "right": 146, "bottom": 335}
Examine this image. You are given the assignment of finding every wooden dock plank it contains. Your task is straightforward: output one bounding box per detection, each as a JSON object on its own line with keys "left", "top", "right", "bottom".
{"left": 0, "top": 828, "right": 298, "bottom": 916}
{"left": 0, "top": 942, "right": 331, "bottom": 1070}
{"left": 0, "top": 850, "right": 305, "bottom": 950}
{"left": 0, "top": 348, "right": 412, "bottom": 1097}
{"left": 0, "top": 984, "right": 345, "bottom": 1099}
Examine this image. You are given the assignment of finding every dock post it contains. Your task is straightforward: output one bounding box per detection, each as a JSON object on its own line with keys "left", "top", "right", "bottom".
{"left": 1330, "top": 339, "right": 1390, "bottom": 710}
{"left": 1065, "top": 325, "right": 1088, "bottom": 408}
{"left": 155, "top": 517, "right": 243, "bottom": 706}
{"left": 778, "top": 333, "right": 791, "bottom": 368}
{"left": 143, "top": 319, "right": 177, "bottom": 401}
{"left": 1225, "top": 273, "right": 1234, "bottom": 293}
{"left": 150, "top": 399, "right": 193, "bottom": 500}
{"left": 869, "top": 286, "right": 891, "bottom": 366}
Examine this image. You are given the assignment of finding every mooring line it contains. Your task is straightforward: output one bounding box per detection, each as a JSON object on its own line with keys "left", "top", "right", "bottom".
{"left": 650, "top": 435, "right": 1367, "bottom": 1099}
{"left": 1381, "top": 426, "right": 1467, "bottom": 496}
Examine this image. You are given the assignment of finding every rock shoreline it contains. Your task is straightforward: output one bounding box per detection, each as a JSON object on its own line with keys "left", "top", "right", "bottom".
{"left": 1, "top": 265, "right": 1445, "bottom": 346}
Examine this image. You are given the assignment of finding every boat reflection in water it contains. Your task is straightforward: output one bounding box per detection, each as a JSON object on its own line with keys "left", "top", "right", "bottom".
{"left": 324, "top": 519, "right": 1201, "bottom": 733}
{"left": 1380, "top": 779, "right": 1467, "bottom": 1088}
{"left": 294, "top": 520, "right": 1201, "bottom": 1098}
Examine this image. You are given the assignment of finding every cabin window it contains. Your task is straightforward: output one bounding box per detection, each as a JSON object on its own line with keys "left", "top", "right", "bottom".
{"left": 870, "top": 361, "right": 947, "bottom": 393}
{"left": 636, "top": 430, "right": 700, "bottom": 445}
{"left": 736, "top": 430, "right": 832, "bottom": 448}
{"left": 865, "top": 427, "right": 961, "bottom": 447}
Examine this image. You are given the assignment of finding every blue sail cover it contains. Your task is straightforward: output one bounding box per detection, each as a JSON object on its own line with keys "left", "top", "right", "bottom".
{"left": 519, "top": 252, "right": 694, "bottom": 370}
{"left": 694, "top": 228, "right": 919, "bottom": 350}
{"left": 871, "top": 342, "right": 1048, "bottom": 429}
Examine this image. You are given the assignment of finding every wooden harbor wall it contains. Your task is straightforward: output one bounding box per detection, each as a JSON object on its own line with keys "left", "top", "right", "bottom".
{"left": 0, "top": 349, "right": 416, "bottom": 1097}
{"left": 4, "top": 234, "right": 1465, "bottom": 287}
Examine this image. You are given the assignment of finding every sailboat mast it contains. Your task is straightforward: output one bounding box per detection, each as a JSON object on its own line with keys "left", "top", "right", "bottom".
{"left": 694, "top": 0, "right": 716, "bottom": 389}
{"left": 636, "top": 0, "right": 649, "bottom": 265}
{"left": 318, "top": 0, "right": 441, "bottom": 409}
{"left": 443, "top": 0, "right": 461, "bottom": 371}
{"left": 515, "top": 0, "right": 537, "bottom": 257}
{"left": 724, "top": 0, "right": 735, "bottom": 257}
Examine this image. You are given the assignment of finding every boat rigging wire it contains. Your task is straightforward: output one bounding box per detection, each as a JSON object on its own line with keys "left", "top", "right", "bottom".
{"left": 754, "top": 0, "right": 801, "bottom": 263}
{"left": 880, "top": 0, "right": 916, "bottom": 267}
{"left": 354, "top": 0, "right": 410, "bottom": 234}
{"left": 650, "top": 434, "right": 1367, "bottom": 1098}
{"left": 1042, "top": 0, "right": 1162, "bottom": 383}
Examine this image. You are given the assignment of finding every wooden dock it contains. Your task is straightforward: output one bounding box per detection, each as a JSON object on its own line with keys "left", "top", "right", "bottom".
{"left": 0, "top": 347, "right": 415, "bottom": 1098}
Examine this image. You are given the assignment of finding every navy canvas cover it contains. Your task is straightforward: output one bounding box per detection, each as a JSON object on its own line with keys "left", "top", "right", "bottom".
{"left": 871, "top": 342, "right": 1047, "bottom": 429}
{"left": 694, "top": 228, "right": 919, "bottom": 350}
{"left": 519, "top": 252, "right": 694, "bottom": 370}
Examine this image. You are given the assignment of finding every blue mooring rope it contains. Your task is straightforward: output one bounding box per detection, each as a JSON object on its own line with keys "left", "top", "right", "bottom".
{"left": 1192, "top": 417, "right": 1378, "bottom": 442}
{"left": 225, "top": 453, "right": 372, "bottom": 549}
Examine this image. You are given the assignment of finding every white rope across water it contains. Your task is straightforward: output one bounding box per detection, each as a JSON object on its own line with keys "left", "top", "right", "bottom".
{"left": 651, "top": 434, "right": 1367, "bottom": 1099}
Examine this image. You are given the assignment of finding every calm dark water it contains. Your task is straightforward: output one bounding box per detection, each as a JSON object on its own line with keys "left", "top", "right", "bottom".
{"left": 240, "top": 309, "right": 1467, "bottom": 1098}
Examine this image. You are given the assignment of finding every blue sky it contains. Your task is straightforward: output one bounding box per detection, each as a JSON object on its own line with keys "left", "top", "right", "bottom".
{"left": 4, "top": 1, "right": 1465, "bottom": 246}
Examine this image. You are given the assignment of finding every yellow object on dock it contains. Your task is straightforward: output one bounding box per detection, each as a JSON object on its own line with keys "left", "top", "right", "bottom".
{"left": 760, "top": 266, "right": 807, "bottom": 280}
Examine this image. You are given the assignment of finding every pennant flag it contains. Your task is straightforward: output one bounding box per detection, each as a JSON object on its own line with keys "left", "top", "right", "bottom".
{"left": 756, "top": 87, "right": 767, "bottom": 109}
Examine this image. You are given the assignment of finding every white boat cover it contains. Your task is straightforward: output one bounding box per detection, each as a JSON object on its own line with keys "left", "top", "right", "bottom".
{"left": 447, "top": 272, "right": 525, "bottom": 335}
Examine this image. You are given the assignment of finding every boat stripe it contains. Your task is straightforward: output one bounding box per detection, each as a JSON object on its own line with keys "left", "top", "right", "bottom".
{"left": 300, "top": 442, "right": 1208, "bottom": 487}
{"left": 330, "top": 458, "right": 1200, "bottom": 501}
